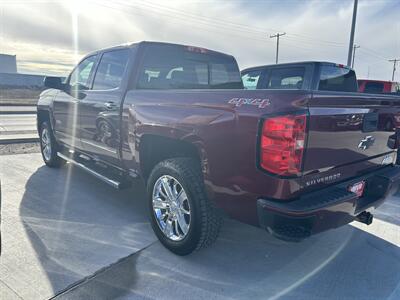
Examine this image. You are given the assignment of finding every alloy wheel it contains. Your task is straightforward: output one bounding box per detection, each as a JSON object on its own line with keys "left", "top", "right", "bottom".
{"left": 41, "top": 127, "right": 52, "bottom": 161}
{"left": 152, "top": 175, "right": 191, "bottom": 241}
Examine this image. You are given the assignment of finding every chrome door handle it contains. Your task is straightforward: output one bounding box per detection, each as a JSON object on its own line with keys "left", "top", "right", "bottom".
{"left": 104, "top": 101, "right": 117, "bottom": 110}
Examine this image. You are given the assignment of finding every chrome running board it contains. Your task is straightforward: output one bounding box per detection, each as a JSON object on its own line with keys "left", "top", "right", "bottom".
{"left": 57, "top": 152, "right": 124, "bottom": 189}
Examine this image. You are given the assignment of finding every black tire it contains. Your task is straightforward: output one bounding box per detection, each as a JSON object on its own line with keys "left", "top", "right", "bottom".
{"left": 147, "top": 158, "right": 222, "bottom": 255}
{"left": 39, "top": 121, "right": 65, "bottom": 168}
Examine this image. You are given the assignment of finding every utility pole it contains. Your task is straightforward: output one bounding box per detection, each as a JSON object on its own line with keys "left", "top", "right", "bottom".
{"left": 351, "top": 44, "right": 360, "bottom": 69}
{"left": 270, "top": 32, "right": 286, "bottom": 64}
{"left": 389, "top": 59, "right": 399, "bottom": 81}
{"left": 347, "top": 0, "right": 358, "bottom": 66}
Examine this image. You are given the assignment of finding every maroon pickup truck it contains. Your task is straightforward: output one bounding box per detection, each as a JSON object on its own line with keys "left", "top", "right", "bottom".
{"left": 38, "top": 42, "right": 400, "bottom": 255}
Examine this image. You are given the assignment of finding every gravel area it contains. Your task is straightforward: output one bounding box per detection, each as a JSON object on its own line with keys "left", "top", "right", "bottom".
{"left": 0, "top": 142, "right": 40, "bottom": 155}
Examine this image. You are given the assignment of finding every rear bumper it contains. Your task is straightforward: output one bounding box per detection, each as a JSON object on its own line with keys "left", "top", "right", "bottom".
{"left": 257, "top": 165, "right": 400, "bottom": 241}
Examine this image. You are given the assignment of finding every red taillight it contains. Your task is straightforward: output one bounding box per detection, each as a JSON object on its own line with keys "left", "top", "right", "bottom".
{"left": 260, "top": 114, "right": 307, "bottom": 176}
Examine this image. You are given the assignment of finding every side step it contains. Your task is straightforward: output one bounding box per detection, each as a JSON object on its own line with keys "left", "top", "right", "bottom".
{"left": 57, "top": 152, "right": 130, "bottom": 189}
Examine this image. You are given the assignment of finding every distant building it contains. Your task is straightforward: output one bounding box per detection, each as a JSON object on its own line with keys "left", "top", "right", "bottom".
{"left": 0, "top": 54, "right": 17, "bottom": 73}
{"left": 0, "top": 53, "right": 47, "bottom": 88}
{"left": 0, "top": 73, "right": 45, "bottom": 87}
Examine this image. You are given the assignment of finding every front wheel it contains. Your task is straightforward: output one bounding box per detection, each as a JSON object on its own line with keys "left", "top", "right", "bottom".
{"left": 147, "top": 158, "right": 222, "bottom": 255}
{"left": 40, "top": 122, "right": 65, "bottom": 168}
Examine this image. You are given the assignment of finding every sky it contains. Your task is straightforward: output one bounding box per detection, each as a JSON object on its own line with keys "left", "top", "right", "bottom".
{"left": 0, "top": 0, "right": 399, "bottom": 81}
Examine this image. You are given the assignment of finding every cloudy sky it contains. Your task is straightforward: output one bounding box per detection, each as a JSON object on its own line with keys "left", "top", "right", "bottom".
{"left": 0, "top": 0, "right": 399, "bottom": 81}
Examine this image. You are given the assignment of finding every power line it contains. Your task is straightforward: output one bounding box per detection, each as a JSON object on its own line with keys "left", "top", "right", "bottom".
{"left": 285, "top": 34, "right": 345, "bottom": 47}
{"left": 89, "top": 2, "right": 274, "bottom": 44}
{"left": 361, "top": 47, "right": 388, "bottom": 60}
{"left": 4, "top": 0, "right": 391, "bottom": 61}
{"left": 270, "top": 32, "right": 286, "bottom": 64}
{"left": 103, "top": 0, "right": 349, "bottom": 49}
{"left": 88, "top": 0, "right": 391, "bottom": 66}
{"left": 133, "top": 0, "right": 347, "bottom": 46}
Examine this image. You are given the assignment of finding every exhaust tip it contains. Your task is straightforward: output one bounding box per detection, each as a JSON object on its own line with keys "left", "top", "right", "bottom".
{"left": 355, "top": 211, "right": 373, "bottom": 225}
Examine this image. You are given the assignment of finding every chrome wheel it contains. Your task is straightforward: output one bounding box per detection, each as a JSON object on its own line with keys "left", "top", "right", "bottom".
{"left": 152, "top": 175, "right": 191, "bottom": 241}
{"left": 41, "top": 127, "right": 52, "bottom": 161}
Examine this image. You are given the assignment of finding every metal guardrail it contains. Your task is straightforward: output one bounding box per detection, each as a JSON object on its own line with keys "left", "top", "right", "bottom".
{"left": 0, "top": 138, "right": 39, "bottom": 145}
{"left": 0, "top": 106, "right": 36, "bottom": 114}
{"left": 0, "top": 106, "right": 38, "bottom": 144}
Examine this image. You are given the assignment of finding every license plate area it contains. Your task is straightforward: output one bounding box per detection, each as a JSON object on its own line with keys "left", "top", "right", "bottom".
{"left": 348, "top": 181, "right": 366, "bottom": 198}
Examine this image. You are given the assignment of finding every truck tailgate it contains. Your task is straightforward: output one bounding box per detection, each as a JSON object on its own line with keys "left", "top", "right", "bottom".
{"left": 304, "top": 92, "right": 400, "bottom": 173}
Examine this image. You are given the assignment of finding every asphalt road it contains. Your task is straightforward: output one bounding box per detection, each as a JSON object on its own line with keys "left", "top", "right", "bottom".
{"left": 0, "top": 153, "right": 399, "bottom": 300}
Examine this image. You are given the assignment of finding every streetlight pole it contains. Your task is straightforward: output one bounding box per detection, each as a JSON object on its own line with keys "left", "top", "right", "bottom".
{"left": 347, "top": 0, "right": 358, "bottom": 66}
{"left": 270, "top": 32, "right": 286, "bottom": 64}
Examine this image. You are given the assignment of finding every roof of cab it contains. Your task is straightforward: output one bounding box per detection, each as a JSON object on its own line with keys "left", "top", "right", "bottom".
{"left": 242, "top": 61, "right": 353, "bottom": 73}
{"left": 84, "top": 41, "right": 234, "bottom": 58}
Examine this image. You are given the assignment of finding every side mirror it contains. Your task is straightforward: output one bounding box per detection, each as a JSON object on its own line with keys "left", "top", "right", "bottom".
{"left": 44, "top": 76, "right": 63, "bottom": 90}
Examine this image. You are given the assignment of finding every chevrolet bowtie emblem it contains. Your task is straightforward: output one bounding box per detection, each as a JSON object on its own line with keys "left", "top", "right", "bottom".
{"left": 358, "top": 136, "right": 375, "bottom": 150}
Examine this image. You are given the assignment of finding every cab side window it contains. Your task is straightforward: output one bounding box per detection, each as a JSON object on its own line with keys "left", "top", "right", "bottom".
{"left": 267, "top": 67, "right": 304, "bottom": 89}
{"left": 92, "top": 49, "right": 130, "bottom": 90}
{"left": 69, "top": 55, "right": 97, "bottom": 89}
{"left": 242, "top": 70, "right": 261, "bottom": 90}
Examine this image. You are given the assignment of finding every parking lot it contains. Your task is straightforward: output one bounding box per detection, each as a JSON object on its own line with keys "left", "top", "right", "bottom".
{"left": 0, "top": 152, "right": 399, "bottom": 299}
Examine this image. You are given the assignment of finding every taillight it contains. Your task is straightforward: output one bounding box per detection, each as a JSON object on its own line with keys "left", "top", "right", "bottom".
{"left": 259, "top": 113, "right": 307, "bottom": 176}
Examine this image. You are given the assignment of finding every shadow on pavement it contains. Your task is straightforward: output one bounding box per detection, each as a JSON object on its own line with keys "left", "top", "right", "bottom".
{"left": 15, "top": 160, "right": 400, "bottom": 300}
{"left": 19, "top": 164, "right": 156, "bottom": 298}
{"left": 55, "top": 216, "right": 400, "bottom": 299}
{"left": 373, "top": 186, "right": 400, "bottom": 226}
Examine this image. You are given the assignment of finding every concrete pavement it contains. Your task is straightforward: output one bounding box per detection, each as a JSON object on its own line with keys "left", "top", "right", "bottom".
{"left": 0, "top": 153, "right": 156, "bottom": 299}
{"left": 0, "top": 153, "right": 399, "bottom": 299}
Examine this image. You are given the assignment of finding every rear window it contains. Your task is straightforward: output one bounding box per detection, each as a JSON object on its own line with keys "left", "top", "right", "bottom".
{"left": 318, "top": 65, "right": 358, "bottom": 92}
{"left": 266, "top": 67, "right": 304, "bottom": 89}
{"left": 137, "top": 44, "right": 243, "bottom": 89}
{"left": 241, "top": 69, "right": 262, "bottom": 90}
{"left": 364, "top": 82, "right": 384, "bottom": 94}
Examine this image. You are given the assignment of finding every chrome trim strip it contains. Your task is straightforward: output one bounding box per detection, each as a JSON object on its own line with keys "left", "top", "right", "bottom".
{"left": 57, "top": 152, "right": 121, "bottom": 189}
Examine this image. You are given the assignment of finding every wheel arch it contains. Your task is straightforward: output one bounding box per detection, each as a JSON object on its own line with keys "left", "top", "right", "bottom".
{"left": 37, "top": 109, "right": 51, "bottom": 132}
{"left": 138, "top": 134, "right": 208, "bottom": 182}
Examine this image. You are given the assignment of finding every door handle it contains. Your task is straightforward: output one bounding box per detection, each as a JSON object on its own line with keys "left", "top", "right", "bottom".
{"left": 362, "top": 113, "right": 378, "bottom": 132}
{"left": 104, "top": 101, "right": 117, "bottom": 110}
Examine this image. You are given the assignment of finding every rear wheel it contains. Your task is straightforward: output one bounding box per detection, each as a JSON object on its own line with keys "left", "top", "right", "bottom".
{"left": 40, "top": 122, "right": 64, "bottom": 168}
{"left": 147, "top": 158, "right": 222, "bottom": 255}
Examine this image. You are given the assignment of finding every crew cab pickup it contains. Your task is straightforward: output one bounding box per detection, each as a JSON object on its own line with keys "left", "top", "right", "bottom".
{"left": 38, "top": 42, "right": 400, "bottom": 255}
{"left": 242, "top": 61, "right": 400, "bottom": 132}
{"left": 241, "top": 61, "right": 359, "bottom": 92}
